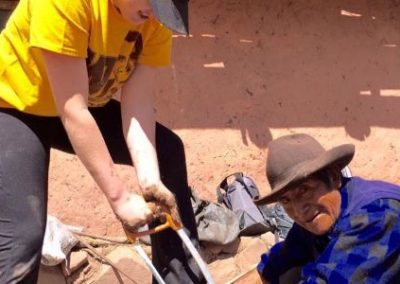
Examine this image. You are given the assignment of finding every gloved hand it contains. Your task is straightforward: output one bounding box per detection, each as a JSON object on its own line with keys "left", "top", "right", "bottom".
{"left": 112, "top": 192, "right": 154, "bottom": 230}
{"left": 141, "top": 182, "right": 181, "bottom": 225}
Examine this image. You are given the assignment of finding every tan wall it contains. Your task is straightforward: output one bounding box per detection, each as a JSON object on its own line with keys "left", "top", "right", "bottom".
{"left": 154, "top": 0, "right": 400, "bottom": 199}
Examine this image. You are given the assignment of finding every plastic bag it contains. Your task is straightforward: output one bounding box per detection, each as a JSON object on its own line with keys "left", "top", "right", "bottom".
{"left": 191, "top": 188, "right": 240, "bottom": 246}
{"left": 41, "top": 215, "right": 79, "bottom": 266}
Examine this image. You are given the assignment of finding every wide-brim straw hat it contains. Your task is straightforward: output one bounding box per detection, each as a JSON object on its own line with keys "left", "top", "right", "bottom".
{"left": 255, "top": 133, "right": 355, "bottom": 205}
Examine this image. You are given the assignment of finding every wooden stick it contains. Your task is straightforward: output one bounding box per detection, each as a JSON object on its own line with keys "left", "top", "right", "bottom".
{"left": 72, "top": 231, "right": 129, "bottom": 244}
{"left": 74, "top": 234, "right": 139, "bottom": 284}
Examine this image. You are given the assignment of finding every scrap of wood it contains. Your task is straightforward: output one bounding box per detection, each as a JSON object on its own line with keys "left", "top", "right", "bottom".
{"left": 226, "top": 264, "right": 263, "bottom": 284}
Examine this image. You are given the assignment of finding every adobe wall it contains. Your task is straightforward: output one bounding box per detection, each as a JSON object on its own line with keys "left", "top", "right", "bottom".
{"left": 155, "top": 0, "right": 400, "bottom": 200}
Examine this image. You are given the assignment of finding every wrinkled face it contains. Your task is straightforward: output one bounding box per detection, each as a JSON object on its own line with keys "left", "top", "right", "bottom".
{"left": 112, "top": 0, "right": 155, "bottom": 25}
{"left": 278, "top": 175, "right": 342, "bottom": 235}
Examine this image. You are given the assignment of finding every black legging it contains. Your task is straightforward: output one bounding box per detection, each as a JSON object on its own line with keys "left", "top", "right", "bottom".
{"left": 0, "top": 100, "right": 204, "bottom": 284}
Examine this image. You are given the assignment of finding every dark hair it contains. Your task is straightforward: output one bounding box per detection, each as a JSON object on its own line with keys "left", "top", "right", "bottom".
{"left": 281, "top": 166, "right": 341, "bottom": 196}
{"left": 310, "top": 167, "right": 341, "bottom": 188}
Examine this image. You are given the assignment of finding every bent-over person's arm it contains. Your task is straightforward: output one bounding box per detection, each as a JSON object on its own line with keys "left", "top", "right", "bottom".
{"left": 120, "top": 64, "right": 179, "bottom": 220}
{"left": 42, "top": 50, "right": 153, "bottom": 228}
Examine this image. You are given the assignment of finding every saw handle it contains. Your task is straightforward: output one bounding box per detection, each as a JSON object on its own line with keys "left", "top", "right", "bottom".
{"left": 124, "top": 202, "right": 182, "bottom": 242}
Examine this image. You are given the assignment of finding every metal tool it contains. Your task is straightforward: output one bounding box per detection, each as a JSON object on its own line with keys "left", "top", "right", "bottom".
{"left": 124, "top": 206, "right": 215, "bottom": 284}
{"left": 133, "top": 241, "right": 166, "bottom": 284}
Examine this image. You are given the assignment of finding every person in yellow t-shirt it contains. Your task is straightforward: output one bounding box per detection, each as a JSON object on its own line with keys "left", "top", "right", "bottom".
{"left": 0, "top": 0, "right": 205, "bottom": 283}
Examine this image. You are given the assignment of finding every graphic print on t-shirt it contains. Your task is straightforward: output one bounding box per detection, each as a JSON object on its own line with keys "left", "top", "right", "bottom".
{"left": 86, "top": 31, "right": 143, "bottom": 107}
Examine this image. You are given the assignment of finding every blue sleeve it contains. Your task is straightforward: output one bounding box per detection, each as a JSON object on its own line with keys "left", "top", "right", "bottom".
{"left": 257, "top": 224, "right": 316, "bottom": 283}
{"left": 257, "top": 242, "right": 284, "bottom": 283}
{"left": 301, "top": 199, "right": 400, "bottom": 283}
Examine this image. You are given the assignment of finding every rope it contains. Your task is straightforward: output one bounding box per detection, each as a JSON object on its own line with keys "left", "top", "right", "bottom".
{"left": 72, "top": 231, "right": 129, "bottom": 244}
{"left": 73, "top": 234, "right": 139, "bottom": 284}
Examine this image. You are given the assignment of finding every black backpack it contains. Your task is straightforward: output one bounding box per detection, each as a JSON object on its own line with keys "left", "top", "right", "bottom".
{"left": 216, "top": 172, "right": 279, "bottom": 236}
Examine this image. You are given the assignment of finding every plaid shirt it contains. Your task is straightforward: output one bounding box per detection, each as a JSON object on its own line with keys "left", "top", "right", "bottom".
{"left": 258, "top": 177, "right": 400, "bottom": 283}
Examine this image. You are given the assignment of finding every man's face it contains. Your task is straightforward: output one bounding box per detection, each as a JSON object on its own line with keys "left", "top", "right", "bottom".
{"left": 113, "top": 0, "right": 155, "bottom": 25}
{"left": 278, "top": 176, "right": 341, "bottom": 235}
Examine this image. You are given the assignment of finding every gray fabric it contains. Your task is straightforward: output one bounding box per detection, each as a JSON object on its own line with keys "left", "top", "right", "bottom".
{"left": 260, "top": 203, "right": 293, "bottom": 239}
{"left": 191, "top": 188, "right": 239, "bottom": 246}
{"left": 217, "top": 173, "right": 277, "bottom": 236}
{"left": 231, "top": 178, "right": 272, "bottom": 235}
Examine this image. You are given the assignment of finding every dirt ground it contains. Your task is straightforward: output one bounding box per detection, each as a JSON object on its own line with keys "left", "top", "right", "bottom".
{"left": 48, "top": 0, "right": 400, "bottom": 239}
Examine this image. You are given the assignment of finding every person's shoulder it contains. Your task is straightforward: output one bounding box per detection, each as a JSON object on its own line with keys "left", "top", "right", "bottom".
{"left": 141, "top": 19, "right": 172, "bottom": 38}
{"left": 343, "top": 177, "right": 400, "bottom": 213}
{"left": 30, "top": 0, "right": 91, "bottom": 21}
{"left": 337, "top": 178, "right": 400, "bottom": 232}
{"left": 351, "top": 176, "right": 400, "bottom": 188}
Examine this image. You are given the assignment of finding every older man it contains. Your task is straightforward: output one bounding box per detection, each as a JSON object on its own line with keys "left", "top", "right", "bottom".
{"left": 255, "top": 133, "right": 400, "bottom": 283}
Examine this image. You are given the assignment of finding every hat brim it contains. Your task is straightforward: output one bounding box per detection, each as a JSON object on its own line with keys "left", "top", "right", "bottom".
{"left": 255, "top": 144, "right": 355, "bottom": 205}
{"left": 150, "top": 0, "right": 189, "bottom": 34}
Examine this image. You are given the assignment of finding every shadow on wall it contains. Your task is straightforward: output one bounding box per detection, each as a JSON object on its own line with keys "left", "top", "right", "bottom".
{"left": 155, "top": 0, "right": 400, "bottom": 148}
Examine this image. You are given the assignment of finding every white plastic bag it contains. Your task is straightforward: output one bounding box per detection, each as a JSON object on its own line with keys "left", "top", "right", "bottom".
{"left": 41, "top": 215, "right": 79, "bottom": 266}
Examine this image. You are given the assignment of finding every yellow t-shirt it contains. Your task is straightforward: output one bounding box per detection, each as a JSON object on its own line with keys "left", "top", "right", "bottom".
{"left": 0, "top": 0, "right": 172, "bottom": 116}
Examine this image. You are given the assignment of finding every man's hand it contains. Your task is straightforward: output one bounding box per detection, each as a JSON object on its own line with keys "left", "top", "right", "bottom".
{"left": 141, "top": 183, "right": 181, "bottom": 224}
{"left": 111, "top": 192, "right": 154, "bottom": 230}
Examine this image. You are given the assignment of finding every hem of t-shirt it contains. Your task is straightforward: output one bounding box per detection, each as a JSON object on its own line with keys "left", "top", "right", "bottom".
{"left": 30, "top": 41, "right": 87, "bottom": 58}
